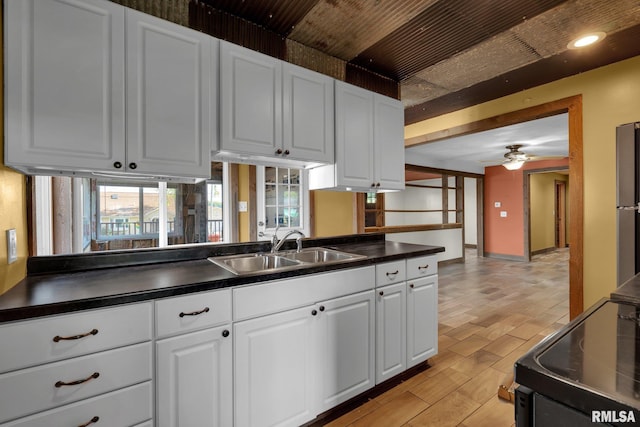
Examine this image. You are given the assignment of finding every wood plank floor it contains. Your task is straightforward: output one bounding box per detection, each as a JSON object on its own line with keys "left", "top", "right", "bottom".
{"left": 325, "top": 248, "right": 569, "bottom": 427}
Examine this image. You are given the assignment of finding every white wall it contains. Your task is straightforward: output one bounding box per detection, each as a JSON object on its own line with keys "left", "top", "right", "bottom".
{"left": 386, "top": 229, "right": 462, "bottom": 262}
{"left": 464, "top": 177, "right": 477, "bottom": 246}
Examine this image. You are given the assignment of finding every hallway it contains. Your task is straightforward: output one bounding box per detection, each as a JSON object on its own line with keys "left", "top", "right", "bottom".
{"left": 326, "top": 248, "right": 570, "bottom": 427}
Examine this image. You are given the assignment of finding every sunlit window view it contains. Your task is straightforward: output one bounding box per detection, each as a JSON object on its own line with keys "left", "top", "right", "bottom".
{"left": 264, "top": 167, "right": 301, "bottom": 229}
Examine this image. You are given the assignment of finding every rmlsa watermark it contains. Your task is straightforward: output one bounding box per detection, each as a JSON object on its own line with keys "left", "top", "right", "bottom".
{"left": 591, "top": 410, "right": 636, "bottom": 423}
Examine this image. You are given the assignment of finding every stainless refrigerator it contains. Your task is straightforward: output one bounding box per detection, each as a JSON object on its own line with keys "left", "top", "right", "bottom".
{"left": 616, "top": 122, "right": 640, "bottom": 286}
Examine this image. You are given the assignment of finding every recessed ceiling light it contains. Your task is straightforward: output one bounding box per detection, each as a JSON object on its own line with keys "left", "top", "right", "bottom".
{"left": 567, "top": 32, "right": 606, "bottom": 49}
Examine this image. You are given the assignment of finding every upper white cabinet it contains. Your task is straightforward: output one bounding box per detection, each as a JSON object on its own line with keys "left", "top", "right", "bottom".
{"left": 309, "top": 81, "right": 405, "bottom": 192}
{"left": 126, "top": 9, "right": 213, "bottom": 179}
{"left": 4, "top": 0, "right": 213, "bottom": 181}
{"left": 4, "top": 0, "right": 125, "bottom": 174}
{"left": 217, "top": 41, "right": 334, "bottom": 167}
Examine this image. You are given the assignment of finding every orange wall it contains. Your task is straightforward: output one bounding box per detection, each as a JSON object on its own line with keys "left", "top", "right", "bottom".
{"left": 484, "top": 158, "right": 569, "bottom": 257}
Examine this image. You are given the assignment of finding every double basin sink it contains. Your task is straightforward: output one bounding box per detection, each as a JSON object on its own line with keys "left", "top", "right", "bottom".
{"left": 209, "top": 247, "right": 367, "bottom": 276}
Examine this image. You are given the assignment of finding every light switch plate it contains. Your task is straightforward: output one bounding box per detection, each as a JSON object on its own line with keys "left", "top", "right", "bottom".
{"left": 494, "top": 202, "right": 501, "bottom": 208}
{"left": 238, "top": 201, "right": 248, "bottom": 212}
{"left": 500, "top": 211, "right": 508, "bottom": 218}
{"left": 7, "top": 229, "right": 17, "bottom": 264}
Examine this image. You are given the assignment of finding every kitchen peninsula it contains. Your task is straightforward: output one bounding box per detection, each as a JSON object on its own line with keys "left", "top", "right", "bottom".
{"left": 0, "top": 233, "right": 443, "bottom": 427}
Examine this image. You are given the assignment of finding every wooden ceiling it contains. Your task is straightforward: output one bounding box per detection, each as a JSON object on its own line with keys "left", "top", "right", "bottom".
{"left": 196, "top": 0, "right": 640, "bottom": 124}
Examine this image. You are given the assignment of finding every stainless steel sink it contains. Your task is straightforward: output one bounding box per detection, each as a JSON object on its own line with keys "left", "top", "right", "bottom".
{"left": 281, "top": 247, "right": 365, "bottom": 263}
{"left": 208, "top": 247, "right": 366, "bottom": 275}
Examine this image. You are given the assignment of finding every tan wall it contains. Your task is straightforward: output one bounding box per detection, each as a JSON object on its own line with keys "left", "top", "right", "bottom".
{"left": 406, "top": 54, "right": 640, "bottom": 309}
{"left": 238, "top": 164, "right": 251, "bottom": 242}
{"left": 530, "top": 173, "right": 568, "bottom": 252}
{"left": 0, "top": 11, "right": 28, "bottom": 294}
{"left": 312, "top": 191, "right": 355, "bottom": 237}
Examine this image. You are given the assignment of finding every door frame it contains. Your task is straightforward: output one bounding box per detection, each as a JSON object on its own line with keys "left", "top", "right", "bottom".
{"left": 555, "top": 180, "right": 567, "bottom": 248}
{"left": 405, "top": 95, "right": 583, "bottom": 319}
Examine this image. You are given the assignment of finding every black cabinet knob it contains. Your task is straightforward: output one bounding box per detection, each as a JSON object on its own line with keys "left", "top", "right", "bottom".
{"left": 284, "top": 150, "right": 290, "bottom": 156}
{"left": 319, "top": 306, "right": 325, "bottom": 312}
{"left": 379, "top": 291, "right": 384, "bottom": 296}
{"left": 113, "top": 161, "right": 122, "bottom": 169}
{"left": 129, "top": 162, "right": 137, "bottom": 170}
{"left": 275, "top": 149, "right": 283, "bottom": 155}
{"left": 222, "top": 330, "right": 230, "bottom": 338}
{"left": 311, "top": 309, "right": 318, "bottom": 316}
{"left": 409, "top": 283, "right": 415, "bottom": 289}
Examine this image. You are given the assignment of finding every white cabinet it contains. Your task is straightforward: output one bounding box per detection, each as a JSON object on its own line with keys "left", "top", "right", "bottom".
{"left": 309, "top": 81, "right": 405, "bottom": 192}
{"left": 375, "top": 282, "right": 407, "bottom": 383}
{"left": 126, "top": 9, "right": 213, "bottom": 179}
{"left": 155, "top": 289, "right": 233, "bottom": 427}
{"left": 4, "top": 0, "right": 213, "bottom": 181}
{"left": 4, "top": 0, "right": 125, "bottom": 174}
{"left": 318, "top": 290, "right": 375, "bottom": 412}
{"left": 407, "top": 275, "right": 438, "bottom": 367}
{"left": 156, "top": 326, "right": 232, "bottom": 427}
{"left": 0, "top": 302, "right": 153, "bottom": 426}
{"left": 233, "top": 268, "right": 375, "bottom": 427}
{"left": 234, "top": 305, "right": 318, "bottom": 427}
{"left": 217, "top": 41, "right": 334, "bottom": 167}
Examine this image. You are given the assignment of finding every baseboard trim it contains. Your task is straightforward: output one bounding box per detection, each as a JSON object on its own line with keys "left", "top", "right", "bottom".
{"left": 483, "top": 252, "right": 527, "bottom": 262}
{"left": 464, "top": 244, "right": 477, "bottom": 249}
{"left": 531, "top": 247, "right": 557, "bottom": 256}
{"left": 302, "top": 360, "right": 432, "bottom": 426}
{"left": 439, "top": 257, "right": 464, "bottom": 266}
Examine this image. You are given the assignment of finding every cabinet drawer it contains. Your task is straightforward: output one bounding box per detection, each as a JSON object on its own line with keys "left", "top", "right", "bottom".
{"left": 0, "top": 382, "right": 152, "bottom": 427}
{"left": 0, "top": 342, "right": 152, "bottom": 424}
{"left": 0, "top": 302, "right": 152, "bottom": 373}
{"left": 407, "top": 255, "right": 437, "bottom": 279}
{"left": 375, "top": 260, "right": 406, "bottom": 286}
{"left": 156, "top": 289, "right": 231, "bottom": 338}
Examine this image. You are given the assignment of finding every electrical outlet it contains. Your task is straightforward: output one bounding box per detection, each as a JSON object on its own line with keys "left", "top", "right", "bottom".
{"left": 7, "top": 229, "right": 17, "bottom": 264}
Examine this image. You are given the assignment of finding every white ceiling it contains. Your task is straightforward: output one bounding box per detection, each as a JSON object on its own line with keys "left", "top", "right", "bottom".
{"left": 405, "top": 113, "right": 569, "bottom": 174}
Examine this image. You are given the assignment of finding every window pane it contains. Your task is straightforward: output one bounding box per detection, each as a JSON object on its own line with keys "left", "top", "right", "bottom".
{"left": 266, "top": 206, "right": 278, "bottom": 228}
{"left": 99, "top": 185, "right": 143, "bottom": 237}
{"left": 207, "top": 183, "right": 223, "bottom": 242}
{"left": 142, "top": 187, "right": 160, "bottom": 235}
{"left": 278, "top": 168, "right": 290, "bottom": 184}
{"left": 264, "top": 166, "right": 304, "bottom": 231}
{"left": 265, "top": 184, "right": 277, "bottom": 205}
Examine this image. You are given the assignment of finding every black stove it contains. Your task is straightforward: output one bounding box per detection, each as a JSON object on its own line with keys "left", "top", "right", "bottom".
{"left": 515, "top": 299, "right": 640, "bottom": 426}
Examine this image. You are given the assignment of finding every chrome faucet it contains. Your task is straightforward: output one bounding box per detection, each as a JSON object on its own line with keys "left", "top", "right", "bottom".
{"left": 272, "top": 230, "right": 306, "bottom": 253}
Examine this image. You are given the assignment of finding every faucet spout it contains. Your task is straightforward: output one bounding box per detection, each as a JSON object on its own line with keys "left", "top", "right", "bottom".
{"left": 273, "top": 230, "right": 306, "bottom": 253}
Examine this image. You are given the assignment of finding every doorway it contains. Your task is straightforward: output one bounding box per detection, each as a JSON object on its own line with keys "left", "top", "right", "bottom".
{"left": 556, "top": 180, "right": 567, "bottom": 248}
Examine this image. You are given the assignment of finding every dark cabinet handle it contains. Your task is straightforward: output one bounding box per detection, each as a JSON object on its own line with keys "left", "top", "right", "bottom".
{"left": 371, "top": 183, "right": 376, "bottom": 188}
{"left": 386, "top": 270, "right": 399, "bottom": 277}
{"left": 376, "top": 182, "right": 381, "bottom": 187}
{"left": 222, "top": 329, "right": 230, "bottom": 338}
{"left": 418, "top": 265, "right": 429, "bottom": 270}
{"left": 410, "top": 283, "right": 415, "bottom": 289}
{"left": 311, "top": 309, "right": 318, "bottom": 316}
{"left": 128, "top": 162, "right": 137, "bottom": 170}
{"left": 283, "top": 150, "right": 290, "bottom": 155}
{"left": 179, "top": 307, "right": 210, "bottom": 318}
{"left": 55, "top": 372, "right": 99, "bottom": 388}
{"left": 379, "top": 291, "right": 384, "bottom": 296}
{"left": 319, "top": 306, "right": 325, "bottom": 312}
{"left": 78, "top": 416, "right": 100, "bottom": 427}
{"left": 53, "top": 328, "right": 98, "bottom": 342}
{"left": 113, "top": 161, "right": 122, "bottom": 169}
{"left": 275, "top": 149, "right": 283, "bottom": 155}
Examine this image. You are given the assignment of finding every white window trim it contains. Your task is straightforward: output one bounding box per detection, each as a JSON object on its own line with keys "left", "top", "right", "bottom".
{"left": 256, "top": 166, "right": 310, "bottom": 240}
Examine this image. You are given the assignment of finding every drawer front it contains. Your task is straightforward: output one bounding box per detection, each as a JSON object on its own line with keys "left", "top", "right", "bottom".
{"left": 407, "top": 255, "right": 437, "bottom": 279}
{"left": 0, "top": 342, "right": 152, "bottom": 424}
{"left": 156, "top": 289, "right": 232, "bottom": 338}
{"left": 375, "top": 260, "right": 406, "bottom": 286}
{"left": 0, "top": 302, "right": 152, "bottom": 373}
{"left": 0, "top": 382, "right": 152, "bottom": 427}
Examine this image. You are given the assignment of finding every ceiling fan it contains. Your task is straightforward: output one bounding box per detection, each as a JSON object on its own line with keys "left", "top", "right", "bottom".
{"left": 502, "top": 144, "right": 529, "bottom": 170}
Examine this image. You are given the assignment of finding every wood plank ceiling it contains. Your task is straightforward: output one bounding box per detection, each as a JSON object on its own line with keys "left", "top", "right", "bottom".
{"left": 193, "top": 0, "right": 640, "bottom": 124}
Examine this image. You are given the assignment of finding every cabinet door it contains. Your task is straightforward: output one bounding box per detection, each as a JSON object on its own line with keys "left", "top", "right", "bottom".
{"left": 376, "top": 283, "right": 406, "bottom": 384}
{"left": 374, "top": 94, "right": 405, "bottom": 190}
{"left": 234, "top": 306, "right": 317, "bottom": 427}
{"left": 282, "top": 63, "right": 334, "bottom": 164}
{"left": 317, "top": 290, "right": 375, "bottom": 412}
{"left": 407, "top": 275, "right": 438, "bottom": 368}
{"left": 4, "top": 0, "right": 125, "bottom": 172}
{"left": 335, "top": 81, "right": 375, "bottom": 189}
{"left": 220, "top": 41, "right": 282, "bottom": 157}
{"left": 156, "top": 325, "right": 232, "bottom": 427}
{"left": 126, "top": 9, "right": 212, "bottom": 178}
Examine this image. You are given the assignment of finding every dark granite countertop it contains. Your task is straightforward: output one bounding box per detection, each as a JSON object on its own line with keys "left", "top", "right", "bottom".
{"left": 0, "top": 234, "right": 444, "bottom": 323}
{"left": 610, "top": 273, "right": 640, "bottom": 305}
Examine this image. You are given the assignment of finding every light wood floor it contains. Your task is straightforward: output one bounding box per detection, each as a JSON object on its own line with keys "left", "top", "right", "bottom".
{"left": 325, "top": 248, "right": 570, "bottom": 427}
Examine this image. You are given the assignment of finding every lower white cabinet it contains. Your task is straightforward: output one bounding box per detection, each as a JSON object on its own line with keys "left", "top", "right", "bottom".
{"left": 407, "top": 275, "right": 439, "bottom": 368}
{"left": 318, "top": 291, "right": 375, "bottom": 412}
{"left": 375, "top": 282, "right": 407, "bottom": 383}
{"left": 234, "top": 305, "right": 318, "bottom": 427}
{"left": 234, "top": 289, "right": 375, "bottom": 427}
{"left": 156, "top": 325, "right": 233, "bottom": 427}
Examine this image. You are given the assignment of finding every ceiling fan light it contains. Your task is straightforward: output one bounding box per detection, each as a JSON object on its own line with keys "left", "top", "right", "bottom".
{"left": 503, "top": 159, "right": 524, "bottom": 170}
{"left": 567, "top": 32, "right": 606, "bottom": 49}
